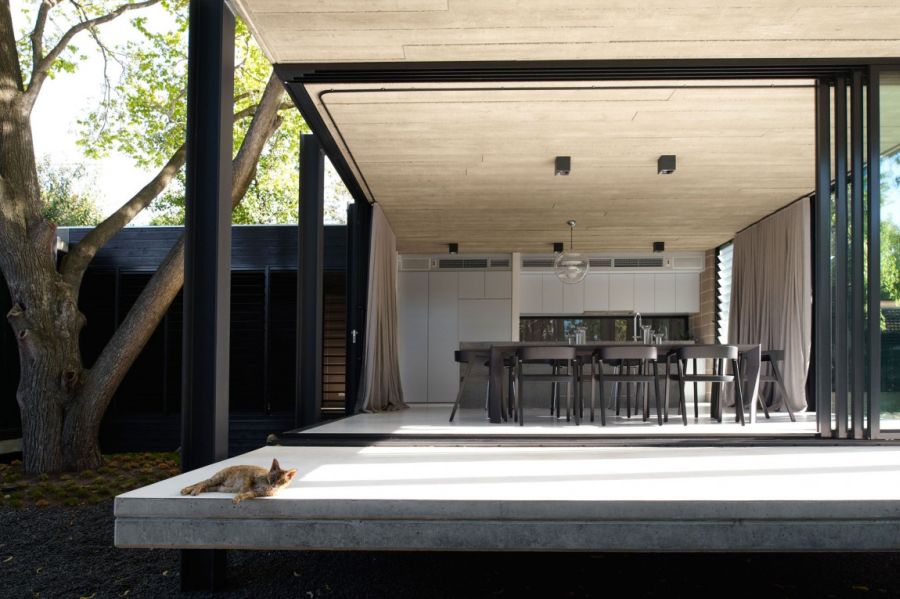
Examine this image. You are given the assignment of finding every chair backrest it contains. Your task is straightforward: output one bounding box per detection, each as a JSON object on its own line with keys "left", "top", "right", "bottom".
{"left": 761, "top": 349, "right": 784, "bottom": 362}
{"left": 677, "top": 344, "right": 738, "bottom": 361}
{"left": 596, "top": 345, "right": 657, "bottom": 361}
{"left": 519, "top": 345, "right": 576, "bottom": 362}
{"left": 454, "top": 350, "right": 485, "bottom": 364}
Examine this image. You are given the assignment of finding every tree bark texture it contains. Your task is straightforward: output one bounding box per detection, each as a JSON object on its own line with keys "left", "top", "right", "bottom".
{"left": 0, "top": 0, "right": 288, "bottom": 472}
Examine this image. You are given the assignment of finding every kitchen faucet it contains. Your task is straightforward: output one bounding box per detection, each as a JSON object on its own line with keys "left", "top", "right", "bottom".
{"left": 633, "top": 312, "right": 642, "bottom": 341}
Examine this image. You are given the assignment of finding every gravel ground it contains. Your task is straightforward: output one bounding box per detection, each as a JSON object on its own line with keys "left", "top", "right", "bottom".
{"left": 2, "top": 501, "right": 900, "bottom": 598}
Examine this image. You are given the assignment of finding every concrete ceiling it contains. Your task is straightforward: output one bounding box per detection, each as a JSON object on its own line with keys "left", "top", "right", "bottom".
{"left": 306, "top": 80, "right": 816, "bottom": 253}
{"left": 230, "top": 0, "right": 900, "bottom": 64}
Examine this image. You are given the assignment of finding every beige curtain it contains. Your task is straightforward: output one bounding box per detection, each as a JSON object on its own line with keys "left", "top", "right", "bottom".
{"left": 357, "top": 204, "right": 408, "bottom": 412}
{"left": 728, "top": 198, "right": 812, "bottom": 413}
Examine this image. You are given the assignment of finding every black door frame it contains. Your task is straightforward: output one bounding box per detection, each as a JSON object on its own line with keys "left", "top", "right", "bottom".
{"left": 275, "top": 58, "right": 899, "bottom": 436}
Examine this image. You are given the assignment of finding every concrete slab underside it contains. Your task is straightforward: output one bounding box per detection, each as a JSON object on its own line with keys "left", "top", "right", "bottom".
{"left": 116, "top": 445, "right": 900, "bottom": 552}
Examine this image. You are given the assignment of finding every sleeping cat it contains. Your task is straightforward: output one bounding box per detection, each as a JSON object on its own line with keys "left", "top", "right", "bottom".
{"left": 180, "top": 458, "right": 298, "bottom": 504}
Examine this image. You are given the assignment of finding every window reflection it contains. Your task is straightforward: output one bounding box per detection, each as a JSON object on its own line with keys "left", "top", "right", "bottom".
{"left": 519, "top": 316, "right": 690, "bottom": 342}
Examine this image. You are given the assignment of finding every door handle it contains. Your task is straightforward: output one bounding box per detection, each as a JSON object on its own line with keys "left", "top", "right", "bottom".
{"left": 351, "top": 329, "right": 358, "bottom": 344}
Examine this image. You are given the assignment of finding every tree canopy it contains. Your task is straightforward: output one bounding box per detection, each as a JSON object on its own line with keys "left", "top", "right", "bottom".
{"left": 75, "top": 0, "right": 308, "bottom": 225}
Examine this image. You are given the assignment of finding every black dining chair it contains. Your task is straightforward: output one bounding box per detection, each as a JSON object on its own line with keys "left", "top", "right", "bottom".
{"left": 512, "top": 346, "right": 579, "bottom": 426}
{"left": 667, "top": 345, "right": 746, "bottom": 426}
{"left": 590, "top": 346, "right": 662, "bottom": 426}
{"left": 760, "top": 349, "right": 795, "bottom": 422}
{"left": 450, "top": 350, "right": 512, "bottom": 422}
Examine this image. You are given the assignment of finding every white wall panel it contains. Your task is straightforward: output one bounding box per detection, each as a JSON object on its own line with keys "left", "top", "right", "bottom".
{"left": 583, "top": 273, "right": 610, "bottom": 311}
{"left": 608, "top": 274, "right": 635, "bottom": 312}
{"left": 654, "top": 273, "right": 677, "bottom": 313}
{"left": 458, "top": 271, "right": 485, "bottom": 299}
{"left": 484, "top": 271, "right": 512, "bottom": 299}
{"left": 459, "top": 299, "right": 512, "bottom": 342}
{"left": 397, "top": 272, "right": 428, "bottom": 403}
{"left": 675, "top": 272, "right": 700, "bottom": 313}
{"left": 563, "top": 279, "right": 585, "bottom": 314}
{"left": 520, "top": 272, "right": 543, "bottom": 314}
{"left": 427, "top": 272, "right": 458, "bottom": 404}
{"left": 633, "top": 273, "right": 654, "bottom": 313}
{"left": 541, "top": 273, "right": 564, "bottom": 314}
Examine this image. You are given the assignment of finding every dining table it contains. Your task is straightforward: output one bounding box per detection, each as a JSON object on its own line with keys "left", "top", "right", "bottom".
{"left": 457, "top": 341, "right": 762, "bottom": 425}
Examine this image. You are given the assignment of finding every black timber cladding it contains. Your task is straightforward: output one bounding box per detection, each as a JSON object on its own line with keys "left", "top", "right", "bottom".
{"left": 59, "top": 225, "right": 347, "bottom": 272}
{"left": 1, "top": 225, "right": 347, "bottom": 452}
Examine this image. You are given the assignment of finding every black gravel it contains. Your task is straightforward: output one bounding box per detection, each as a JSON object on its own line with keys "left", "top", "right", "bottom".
{"left": 3, "top": 502, "right": 900, "bottom": 598}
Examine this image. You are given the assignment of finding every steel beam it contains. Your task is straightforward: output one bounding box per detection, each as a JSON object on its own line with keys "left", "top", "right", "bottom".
{"left": 180, "top": 0, "right": 234, "bottom": 591}
{"left": 866, "top": 68, "right": 881, "bottom": 439}
{"left": 814, "top": 80, "right": 833, "bottom": 436}
{"left": 296, "top": 134, "right": 325, "bottom": 428}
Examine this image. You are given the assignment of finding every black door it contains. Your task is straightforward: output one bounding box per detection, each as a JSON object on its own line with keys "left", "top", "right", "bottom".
{"left": 345, "top": 201, "right": 372, "bottom": 415}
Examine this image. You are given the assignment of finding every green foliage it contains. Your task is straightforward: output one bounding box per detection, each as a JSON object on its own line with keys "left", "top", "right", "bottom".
{"left": 76, "top": 0, "right": 308, "bottom": 224}
{"left": 37, "top": 156, "right": 104, "bottom": 226}
{"left": 882, "top": 220, "right": 900, "bottom": 302}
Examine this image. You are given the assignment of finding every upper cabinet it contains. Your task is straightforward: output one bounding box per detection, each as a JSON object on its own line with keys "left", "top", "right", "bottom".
{"left": 654, "top": 273, "right": 677, "bottom": 313}
{"left": 675, "top": 273, "right": 700, "bottom": 313}
{"left": 520, "top": 272, "right": 543, "bottom": 314}
{"left": 541, "top": 273, "right": 564, "bottom": 314}
{"left": 484, "top": 271, "right": 512, "bottom": 299}
{"left": 633, "top": 274, "right": 654, "bottom": 313}
{"left": 608, "top": 274, "right": 635, "bottom": 312}
{"left": 583, "top": 273, "right": 610, "bottom": 311}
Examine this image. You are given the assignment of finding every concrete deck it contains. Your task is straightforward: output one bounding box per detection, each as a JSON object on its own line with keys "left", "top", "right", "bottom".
{"left": 116, "top": 444, "right": 900, "bottom": 552}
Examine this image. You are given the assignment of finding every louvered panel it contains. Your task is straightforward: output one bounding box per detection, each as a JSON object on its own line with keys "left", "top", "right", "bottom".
{"left": 716, "top": 242, "right": 734, "bottom": 344}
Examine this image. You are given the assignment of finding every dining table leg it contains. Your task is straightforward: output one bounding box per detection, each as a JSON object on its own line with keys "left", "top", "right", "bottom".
{"left": 743, "top": 346, "right": 762, "bottom": 425}
{"left": 488, "top": 346, "right": 504, "bottom": 423}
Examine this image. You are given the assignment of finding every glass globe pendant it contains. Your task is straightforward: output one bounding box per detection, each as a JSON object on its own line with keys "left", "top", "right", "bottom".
{"left": 554, "top": 220, "right": 589, "bottom": 284}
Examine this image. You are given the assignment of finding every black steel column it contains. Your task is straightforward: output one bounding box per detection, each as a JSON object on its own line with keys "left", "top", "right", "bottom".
{"left": 296, "top": 134, "right": 325, "bottom": 428}
{"left": 866, "top": 68, "right": 881, "bottom": 439}
{"left": 834, "top": 77, "right": 849, "bottom": 439}
{"left": 850, "top": 71, "right": 865, "bottom": 439}
{"left": 814, "top": 79, "right": 833, "bottom": 436}
{"left": 345, "top": 200, "right": 372, "bottom": 415}
{"left": 180, "top": 0, "right": 234, "bottom": 591}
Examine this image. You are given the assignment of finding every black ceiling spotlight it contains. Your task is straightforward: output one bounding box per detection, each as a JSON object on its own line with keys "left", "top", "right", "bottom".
{"left": 448, "top": 243, "right": 458, "bottom": 255}
{"left": 658, "top": 155, "right": 676, "bottom": 175}
{"left": 553, "top": 242, "right": 564, "bottom": 253}
{"left": 653, "top": 241, "right": 665, "bottom": 253}
{"left": 555, "top": 156, "right": 571, "bottom": 176}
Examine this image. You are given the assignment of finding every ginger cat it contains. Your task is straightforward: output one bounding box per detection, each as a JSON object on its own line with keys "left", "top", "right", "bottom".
{"left": 180, "top": 458, "right": 297, "bottom": 504}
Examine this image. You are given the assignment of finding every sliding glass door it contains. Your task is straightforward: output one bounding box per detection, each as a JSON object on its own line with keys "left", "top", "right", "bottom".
{"left": 817, "top": 68, "right": 900, "bottom": 439}
{"left": 877, "top": 70, "right": 900, "bottom": 434}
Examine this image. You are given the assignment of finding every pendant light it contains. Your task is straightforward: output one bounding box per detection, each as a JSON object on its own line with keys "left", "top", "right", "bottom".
{"left": 554, "top": 220, "right": 589, "bottom": 284}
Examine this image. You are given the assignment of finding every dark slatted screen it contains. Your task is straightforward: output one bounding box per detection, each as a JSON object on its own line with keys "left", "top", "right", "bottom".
{"left": 267, "top": 271, "right": 297, "bottom": 414}
{"left": 323, "top": 274, "right": 347, "bottom": 413}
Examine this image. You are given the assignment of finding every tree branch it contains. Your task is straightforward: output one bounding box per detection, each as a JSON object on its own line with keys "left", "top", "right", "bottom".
{"left": 23, "top": 0, "right": 160, "bottom": 114}
{"left": 30, "top": 1, "right": 60, "bottom": 73}
{"left": 59, "top": 88, "right": 281, "bottom": 288}
{"left": 60, "top": 143, "right": 186, "bottom": 289}
{"left": 78, "top": 71, "right": 288, "bottom": 417}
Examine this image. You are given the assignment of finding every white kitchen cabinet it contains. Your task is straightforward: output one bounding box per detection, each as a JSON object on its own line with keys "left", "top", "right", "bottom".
{"left": 608, "top": 274, "right": 635, "bottom": 312}
{"left": 397, "top": 272, "right": 428, "bottom": 403}
{"left": 675, "top": 272, "right": 700, "bottom": 313}
{"left": 633, "top": 274, "right": 654, "bottom": 313}
{"left": 458, "top": 271, "right": 485, "bottom": 299}
{"left": 459, "top": 299, "right": 512, "bottom": 342}
{"left": 583, "top": 273, "right": 610, "bottom": 311}
{"left": 653, "top": 273, "right": 676, "bottom": 313}
{"left": 427, "top": 272, "right": 458, "bottom": 404}
{"left": 519, "top": 272, "right": 543, "bottom": 314}
{"left": 563, "top": 278, "right": 585, "bottom": 313}
{"left": 484, "top": 271, "right": 512, "bottom": 299}
{"left": 541, "top": 273, "right": 564, "bottom": 314}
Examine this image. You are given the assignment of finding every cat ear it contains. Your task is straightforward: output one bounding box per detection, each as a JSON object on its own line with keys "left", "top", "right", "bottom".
{"left": 286, "top": 469, "right": 298, "bottom": 480}
{"left": 270, "top": 458, "right": 280, "bottom": 472}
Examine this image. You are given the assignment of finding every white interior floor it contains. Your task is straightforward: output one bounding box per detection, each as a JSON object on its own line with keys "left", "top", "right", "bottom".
{"left": 303, "top": 403, "right": 818, "bottom": 437}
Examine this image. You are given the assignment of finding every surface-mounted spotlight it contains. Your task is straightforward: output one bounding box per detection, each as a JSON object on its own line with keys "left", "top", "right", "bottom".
{"left": 448, "top": 243, "right": 458, "bottom": 255}
{"left": 658, "top": 155, "right": 676, "bottom": 175}
{"left": 653, "top": 241, "right": 665, "bottom": 253}
{"left": 555, "top": 156, "right": 571, "bottom": 176}
{"left": 553, "top": 242, "right": 564, "bottom": 254}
